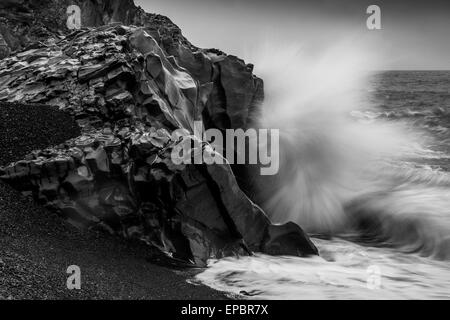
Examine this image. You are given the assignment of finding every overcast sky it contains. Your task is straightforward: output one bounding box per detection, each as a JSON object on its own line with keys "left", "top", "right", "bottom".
{"left": 135, "top": 0, "right": 450, "bottom": 70}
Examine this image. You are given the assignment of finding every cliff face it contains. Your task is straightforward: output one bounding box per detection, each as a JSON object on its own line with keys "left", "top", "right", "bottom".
{"left": 0, "top": 0, "right": 263, "bottom": 129}
{"left": 0, "top": 0, "right": 187, "bottom": 46}
{"left": 0, "top": 1, "right": 317, "bottom": 265}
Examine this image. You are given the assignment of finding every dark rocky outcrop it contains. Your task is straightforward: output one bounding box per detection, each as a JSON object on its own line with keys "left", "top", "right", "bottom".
{"left": 0, "top": 0, "right": 192, "bottom": 51}
{"left": 0, "top": 0, "right": 263, "bottom": 130}
{"left": 0, "top": 1, "right": 318, "bottom": 266}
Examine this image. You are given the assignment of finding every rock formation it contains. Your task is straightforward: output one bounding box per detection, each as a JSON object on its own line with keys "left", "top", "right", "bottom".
{"left": 0, "top": 0, "right": 263, "bottom": 129}
{"left": 0, "top": 1, "right": 318, "bottom": 266}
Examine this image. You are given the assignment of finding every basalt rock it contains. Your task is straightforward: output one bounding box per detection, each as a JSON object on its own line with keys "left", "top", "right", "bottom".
{"left": 0, "top": 7, "right": 317, "bottom": 265}
{"left": 0, "top": 33, "right": 10, "bottom": 59}
{"left": 0, "top": 0, "right": 263, "bottom": 130}
{"left": 0, "top": 0, "right": 192, "bottom": 53}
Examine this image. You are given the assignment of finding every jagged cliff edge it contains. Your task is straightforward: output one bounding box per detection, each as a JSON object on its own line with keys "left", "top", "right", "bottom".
{"left": 0, "top": 0, "right": 318, "bottom": 266}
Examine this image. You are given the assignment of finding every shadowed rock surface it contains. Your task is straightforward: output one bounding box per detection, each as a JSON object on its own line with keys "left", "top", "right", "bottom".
{"left": 0, "top": 0, "right": 193, "bottom": 55}
{"left": 0, "top": 181, "right": 229, "bottom": 299}
{"left": 0, "top": 1, "right": 318, "bottom": 268}
{"left": 0, "top": 0, "right": 263, "bottom": 130}
{"left": 0, "top": 102, "right": 227, "bottom": 299}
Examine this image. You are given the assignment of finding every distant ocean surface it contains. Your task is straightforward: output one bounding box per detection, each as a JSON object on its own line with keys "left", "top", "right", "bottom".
{"left": 360, "top": 71, "right": 450, "bottom": 171}
{"left": 195, "top": 71, "right": 450, "bottom": 300}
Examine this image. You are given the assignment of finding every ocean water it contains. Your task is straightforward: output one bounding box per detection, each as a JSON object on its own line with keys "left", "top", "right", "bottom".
{"left": 361, "top": 71, "right": 450, "bottom": 170}
{"left": 195, "top": 71, "right": 450, "bottom": 300}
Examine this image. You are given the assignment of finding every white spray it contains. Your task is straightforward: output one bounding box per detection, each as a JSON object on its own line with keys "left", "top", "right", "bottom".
{"left": 246, "top": 40, "right": 450, "bottom": 258}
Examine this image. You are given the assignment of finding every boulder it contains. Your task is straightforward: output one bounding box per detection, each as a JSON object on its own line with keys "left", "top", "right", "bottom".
{"left": 0, "top": 7, "right": 318, "bottom": 266}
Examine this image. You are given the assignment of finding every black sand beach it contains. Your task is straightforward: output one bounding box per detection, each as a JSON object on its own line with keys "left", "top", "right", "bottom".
{"left": 0, "top": 102, "right": 226, "bottom": 299}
